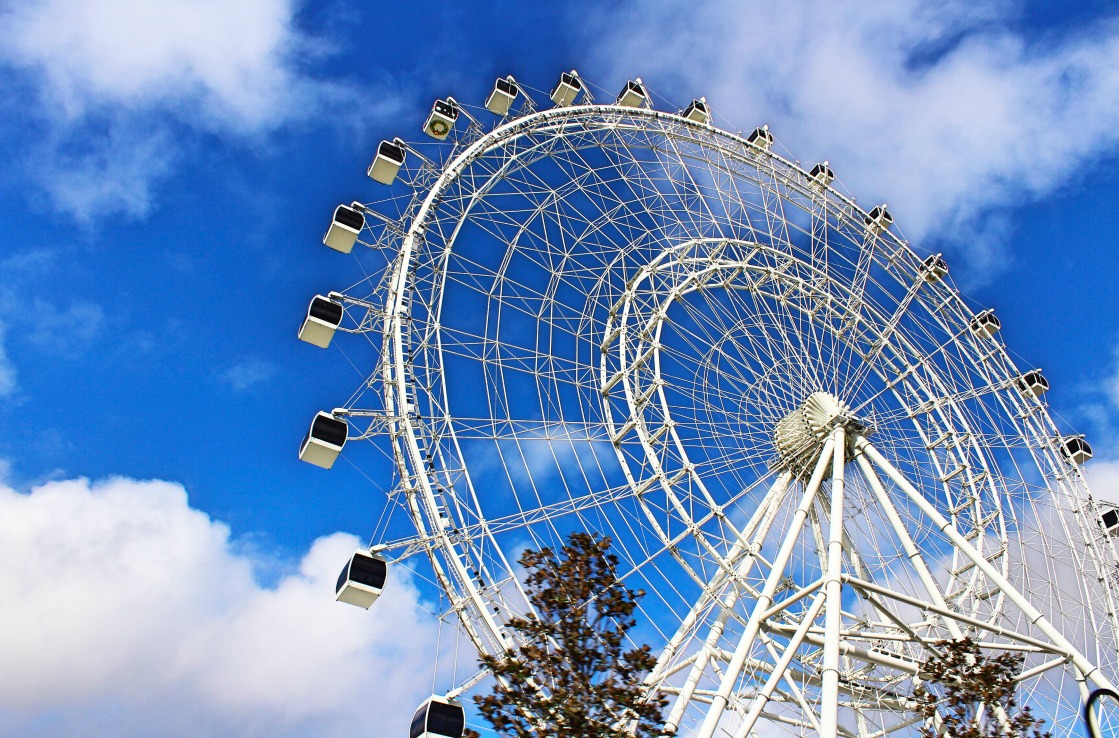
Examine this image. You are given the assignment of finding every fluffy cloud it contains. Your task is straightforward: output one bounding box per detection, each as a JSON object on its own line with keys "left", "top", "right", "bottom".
{"left": 1, "top": 0, "right": 319, "bottom": 130}
{"left": 590, "top": 1, "right": 1119, "bottom": 269}
{"left": 0, "top": 477, "right": 439, "bottom": 737}
{"left": 0, "top": 0, "right": 375, "bottom": 221}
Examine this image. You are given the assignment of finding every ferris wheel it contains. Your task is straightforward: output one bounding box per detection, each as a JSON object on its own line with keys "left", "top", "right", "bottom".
{"left": 297, "top": 70, "right": 1119, "bottom": 738}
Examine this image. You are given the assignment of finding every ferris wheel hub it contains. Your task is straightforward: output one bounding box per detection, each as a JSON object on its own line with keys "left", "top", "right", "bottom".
{"left": 773, "top": 391, "right": 863, "bottom": 473}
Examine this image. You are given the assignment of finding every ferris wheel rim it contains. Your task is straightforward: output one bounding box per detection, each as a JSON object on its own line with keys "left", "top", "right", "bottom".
{"left": 334, "top": 87, "right": 1119, "bottom": 736}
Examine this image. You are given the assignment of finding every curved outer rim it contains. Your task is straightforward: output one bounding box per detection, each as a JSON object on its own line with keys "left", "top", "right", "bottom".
{"left": 374, "top": 102, "right": 1119, "bottom": 720}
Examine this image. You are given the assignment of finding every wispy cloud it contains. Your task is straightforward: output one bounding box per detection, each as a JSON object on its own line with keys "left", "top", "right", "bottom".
{"left": 0, "top": 476, "right": 439, "bottom": 737}
{"left": 589, "top": 1, "right": 1119, "bottom": 271}
{"left": 0, "top": 324, "right": 16, "bottom": 399}
{"left": 26, "top": 299, "right": 106, "bottom": 357}
{"left": 222, "top": 357, "right": 279, "bottom": 392}
{"left": 0, "top": 0, "right": 389, "bottom": 222}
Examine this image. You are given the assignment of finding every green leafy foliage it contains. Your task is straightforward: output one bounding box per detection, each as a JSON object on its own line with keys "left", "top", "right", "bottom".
{"left": 914, "top": 637, "right": 1050, "bottom": 738}
{"left": 465, "top": 533, "right": 671, "bottom": 738}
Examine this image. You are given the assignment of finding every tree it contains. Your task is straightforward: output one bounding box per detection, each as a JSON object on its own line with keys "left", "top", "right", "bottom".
{"left": 914, "top": 636, "right": 1050, "bottom": 738}
{"left": 465, "top": 532, "right": 671, "bottom": 738}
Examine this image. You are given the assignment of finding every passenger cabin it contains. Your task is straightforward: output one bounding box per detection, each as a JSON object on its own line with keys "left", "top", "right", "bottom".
{"left": 971, "top": 310, "right": 1001, "bottom": 337}
{"left": 920, "top": 254, "right": 948, "bottom": 282}
{"left": 681, "top": 97, "right": 710, "bottom": 124}
{"left": 747, "top": 125, "right": 773, "bottom": 150}
{"left": 485, "top": 75, "right": 520, "bottom": 115}
{"left": 550, "top": 70, "right": 582, "bottom": 107}
{"left": 424, "top": 99, "right": 459, "bottom": 140}
{"left": 1060, "top": 436, "right": 1093, "bottom": 466}
{"left": 1017, "top": 370, "right": 1049, "bottom": 398}
{"left": 864, "top": 205, "right": 892, "bottom": 234}
{"left": 297, "top": 294, "right": 344, "bottom": 349}
{"left": 616, "top": 78, "right": 648, "bottom": 108}
{"left": 1101, "top": 507, "right": 1119, "bottom": 536}
{"left": 335, "top": 549, "right": 388, "bottom": 608}
{"left": 323, "top": 203, "right": 365, "bottom": 253}
{"left": 808, "top": 162, "right": 834, "bottom": 187}
{"left": 409, "top": 696, "right": 466, "bottom": 738}
{"left": 298, "top": 411, "right": 348, "bottom": 469}
{"left": 368, "top": 138, "right": 407, "bottom": 185}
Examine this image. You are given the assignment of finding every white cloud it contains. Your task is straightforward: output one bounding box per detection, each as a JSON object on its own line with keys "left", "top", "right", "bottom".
{"left": 0, "top": 0, "right": 385, "bottom": 221}
{"left": 222, "top": 357, "right": 279, "bottom": 392}
{"left": 0, "top": 476, "right": 440, "bottom": 737}
{"left": 1088, "top": 458, "right": 1119, "bottom": 506}
{"left": 27, "top": 299, "right": 106, "bottom": 357}
{"left": 0, "top": 324, "right": 16, "bottom": 398}
{"left": 1, "top": 0, "right": 315, "bottom": 130}
{"left": 589, "top": 1, "right": 1119, "bottom": 270}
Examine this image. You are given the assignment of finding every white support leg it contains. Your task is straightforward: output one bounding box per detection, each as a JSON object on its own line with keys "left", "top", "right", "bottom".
{"left": 696, "top": 437, "right": 837, "bottom": 738}
{"left": 663, "top": 472, "right": 793, "bottom": 732}
{"left": 820, "top": 426, "right": 847, "bottom": 738}
{"left": 853, "top": 451, "right": 962, "bottom": 640}
{"left": 857, "top": 436, "right": 1116, "bottom": 693}
{"left": 733, "top": 592, "right": 828, "bottom": 738}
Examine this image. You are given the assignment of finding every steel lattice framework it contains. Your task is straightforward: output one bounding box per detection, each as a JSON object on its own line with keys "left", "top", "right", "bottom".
{"left": 312, "top": 84, "right": 1119, "bottom": 737}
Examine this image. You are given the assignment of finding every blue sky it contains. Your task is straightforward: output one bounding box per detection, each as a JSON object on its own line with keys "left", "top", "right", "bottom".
{"left": 1, "top": 0, "right": 1119, "bottom": 736}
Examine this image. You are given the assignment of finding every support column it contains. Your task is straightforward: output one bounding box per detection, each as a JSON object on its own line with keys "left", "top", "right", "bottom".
{"left": 695, "top": 436, "right": 836, "bottom": 738}
{"left": 820, "top": 426, "right": 847, "bottom": 738}
{"left": 857, "top": 436, "right": 1116, "bottom": 693}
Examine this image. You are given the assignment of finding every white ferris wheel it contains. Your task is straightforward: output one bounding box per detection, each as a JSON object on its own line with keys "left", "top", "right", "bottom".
{"left": 297, "top": 70, "right": 1119, "bottom": 738}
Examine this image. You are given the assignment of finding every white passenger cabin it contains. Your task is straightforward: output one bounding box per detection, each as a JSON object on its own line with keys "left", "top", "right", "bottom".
{"left": 616, "top": 78, "right": 648, "bottom": 108}
{"left": 971, "top": 310, "right": 1001, "bottom": 337}
{"left": 864, "top": 205, "right": 892, "bottom": 235}
{"left": 485, "top": 75, "right": 519, "bottom": 115}
{"left": 409, "top": 695, "right": 466, "bottom": 738}
{"left": 920, "top": 254, "right": 948, "bottom": 282}
{"left": 424, "top": 99, "right": 459, "bottom": 140}
{"left": 323, "top": 203, "right": 365, "bottom": 253}
{"left": 550, "top": 70, "right": 582, "bottom": 107}
{"left": 681, "top": 97, "right": 710, "bottom": 124}
{"left": 1017, "top": 370, "right": 1049, "bottom": 398}
{"left": 1060, "top": 436, "right": 1093, "bottom": 466}
{"left": 335, "top": 549, "right": 388, "bottom": 608}
{"left": 368, "top": 138, "right": 406, "bottom": 185}
{"left": 298, "top": 411, "right": 348, "bottom": 469}
{"left": 747, "top": 125, "right": 773, "bottom": 150}
{"left": 808, "top": 161, "right": 834, "bottom": 188}
{"left": 1101, "top": 506, "right": 1119, "bottom": 536}
{"left": 297, "top": 294, "right": 344, "bottom": 349}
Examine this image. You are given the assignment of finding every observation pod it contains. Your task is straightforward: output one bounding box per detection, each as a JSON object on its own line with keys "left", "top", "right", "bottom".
{"left": 808, "top": 161, "right": 834, "bottom": 187}
{"left": 747, "top": 125, "right": 773, "bottom": 150}
{"left": 681, "top": 97, "right": 710, "bottom": 124}
{"left": 409, "top": 696, "right": 465, "bottom": 738}
{"left": 1018, "top": 369, "right": 1050, "bottom": 398}
{"left": 864, "top": 204, "right": 892, "bottom": 234}
{"left": 920, "top": 254, "right": 949, "bottom": 282}
{"left": 550, "top": 70, "right": 582, "bottom": 107}
{"left": 322, "top": 203, "right": 364, "bottom": 253}
{"left": 1102, "top": 507, "right": 1119, "bottom": 536}
{"left": 485, "top": 75, "right": 519, "bottom": 115}
{"left": 616, "top": 78, "right": 648, "bottom": 108}
{"left": 423, "top": 99, "right": 459, "bottom": 140}
{"left": 1061, "top": 435, "right": 1093, "bottom": 465}
{"left": 335, "top": 549, "right": 388, "bottom": 608}
{"left": 297, "top": 294, "right": 344, "bottom": 349}
{"left": 368, "top": 138, "right": 406, "bottom": 185}
{"left": 298, "top": 411, "right": 348, "bottom": 469}
{"left": 971, "top": 309, "right": 1001, "bottom": 337}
